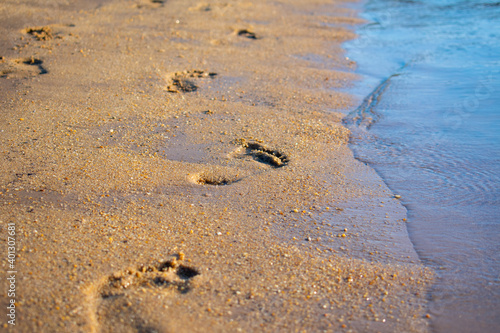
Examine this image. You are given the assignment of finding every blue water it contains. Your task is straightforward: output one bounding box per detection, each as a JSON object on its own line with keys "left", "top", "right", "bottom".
{"left": 343, "top": 0, "right": 500, "bottom": 332}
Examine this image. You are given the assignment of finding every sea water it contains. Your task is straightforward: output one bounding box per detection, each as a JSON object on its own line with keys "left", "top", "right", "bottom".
{"left": 343, "top": 0, "right": 500, "bottom": 332}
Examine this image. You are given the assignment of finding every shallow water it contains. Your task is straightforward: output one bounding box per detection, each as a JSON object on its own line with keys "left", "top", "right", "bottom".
{"left": 343, "top": 0, "right": 500, "bottom": 332}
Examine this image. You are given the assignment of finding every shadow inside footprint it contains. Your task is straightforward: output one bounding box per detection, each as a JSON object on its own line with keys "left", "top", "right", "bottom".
{"left": 237, "top": 29, "right": 259, "bottom": 40}
{"left": 170, "top": 77, "right": 197, "bottom": 92}
{"left": 1, "top": 57, "right": 48, "bottom": 78}
{"left": 136, "top": 0, "right": 166, "bottom": 8}
{"left": 176, "top": 265, "right": 199, "bottom": 279}
{"left": 166, "top": 70, "right": 217, "bottom": 93}
{"left": 235, "top": 140, "right": 289, "bottom": 168}
{"left": 16, "top": 57, "right": 48, "bottom": 75}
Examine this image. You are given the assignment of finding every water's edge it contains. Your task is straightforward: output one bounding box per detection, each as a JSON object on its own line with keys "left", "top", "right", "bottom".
{"left": 341, "top": 0, "right": 500, "bottom": 332}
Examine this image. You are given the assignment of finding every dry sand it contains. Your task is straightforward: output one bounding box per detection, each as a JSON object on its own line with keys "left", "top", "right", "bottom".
{"left": 0, "top": 0, "right": 433, "bottom": 332}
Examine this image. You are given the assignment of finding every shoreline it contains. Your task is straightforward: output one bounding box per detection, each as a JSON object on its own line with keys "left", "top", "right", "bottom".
{"left": 0, "top": 0, "right": 433, "bottom": 331}
{"left": 342, "top": 1, "right": 500, "bottom": 332}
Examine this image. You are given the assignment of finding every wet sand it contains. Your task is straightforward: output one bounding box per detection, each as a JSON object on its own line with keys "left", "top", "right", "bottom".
{"left": 0, "top": 0, "right": 433, "bottom": 332}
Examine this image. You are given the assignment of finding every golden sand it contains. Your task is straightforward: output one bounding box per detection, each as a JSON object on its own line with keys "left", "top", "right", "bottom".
{"left": 0, "top": 0, "right": 433, "bottom": 332}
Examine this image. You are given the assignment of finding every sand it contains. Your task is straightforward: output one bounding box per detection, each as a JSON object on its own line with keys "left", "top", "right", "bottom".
{"left": 0, "top": 0, "right": 433, "bottom": 332}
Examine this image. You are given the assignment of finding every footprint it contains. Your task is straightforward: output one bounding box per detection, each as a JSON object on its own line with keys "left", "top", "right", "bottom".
{"left": 22, "top": 24, "right": 75, "bottom": 41}
{"left": 100, "top": 258, "right": 199, "bottom": 299}
{"left": 23, "top": 26, "right": 53, "bottom": 41}
{"left": 93, "top": 257, "right": 200, "bottom": 332}
{"left": 166, "top": 70, "right": 217, "bottom": 93}
{"left": 187, "top": 163, "right": 242, "bottom": 186}
{"left": 190, "top": 172, "right": 240, "bottom": 186}
{"left": 237, "top": 29, "right": 259, "bottom": 40}
{"left": 135, "top": 0, "right": 166, "bottom": 9}
{"left": 0, "top": 57, "right": 48, "bottom": 78}
{"left": 232, "top": 139, "right": 289, "bottom": 168}
{"left": 188, "top": 2, "right": 230, "bottom": 12}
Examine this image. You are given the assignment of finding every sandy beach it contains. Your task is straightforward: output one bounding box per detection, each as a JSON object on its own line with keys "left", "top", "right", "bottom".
{"left": 1, "top": 0, "right": 433, "bottom": 332}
